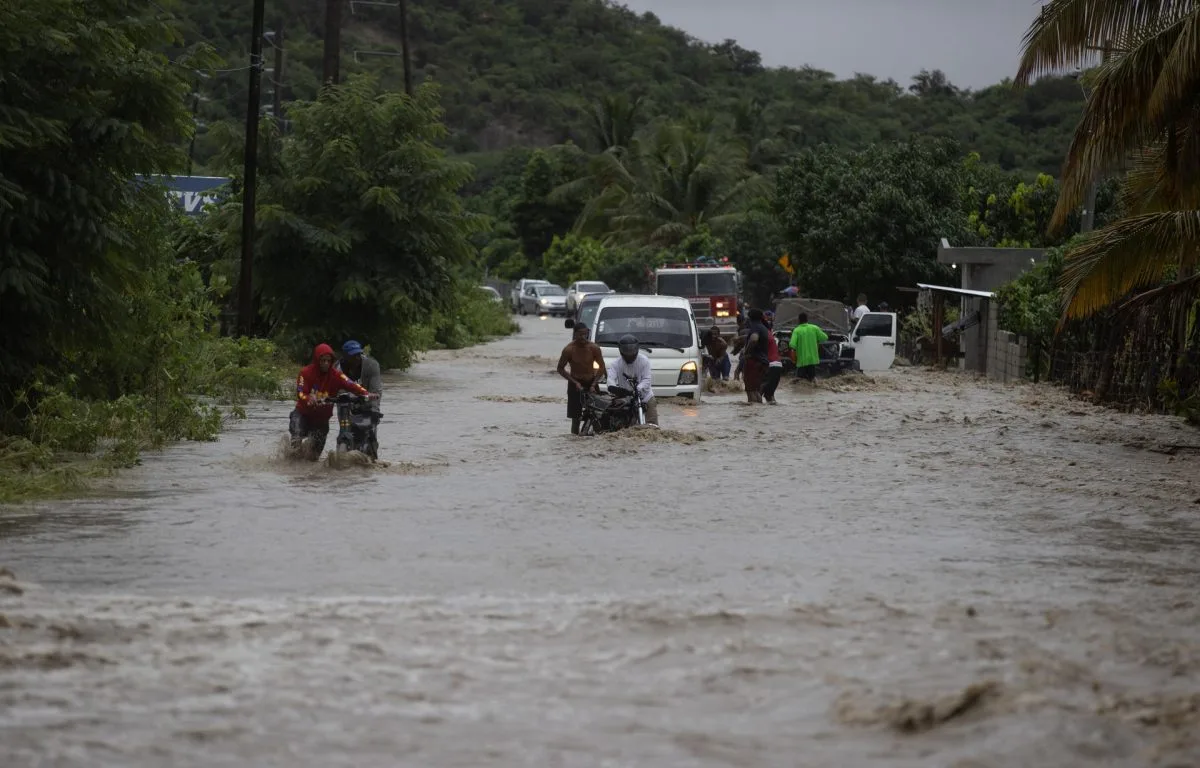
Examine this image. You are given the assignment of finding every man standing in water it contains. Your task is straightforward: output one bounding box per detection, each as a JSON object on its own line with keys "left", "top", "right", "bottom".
{"left": 290, "top": 343, "right": 374, "bottom": 459}
{"left": 741, "top": 308, "right": 771, "bottom": 404}
{"left": 701, "top": 323, "right": 731, "bottom": 380}
{"left": 336, "top": 340, "right": 382, "bottom": 411}
{"left": 761, "top": 310, "right": 784, "bottom": 404}
{"left": 789, "top": 312, "right": 828, "bottom": 382}
{"left": 557, "top": 324, "right": 606, "bottom": 434}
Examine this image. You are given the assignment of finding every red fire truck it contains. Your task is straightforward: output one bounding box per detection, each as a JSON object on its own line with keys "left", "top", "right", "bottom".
{"left": 653, "top": 260, "right": 742, "bottom": 335}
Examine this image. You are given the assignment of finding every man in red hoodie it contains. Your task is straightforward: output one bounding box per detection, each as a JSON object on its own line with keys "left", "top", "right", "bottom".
{"left": 289, "top": 343, "right": 374, "bottom": 459}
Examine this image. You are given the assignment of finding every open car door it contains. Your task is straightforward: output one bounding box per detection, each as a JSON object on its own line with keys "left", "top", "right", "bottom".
{"left": 850, "top": 312, "right": 897, "bottom": 371}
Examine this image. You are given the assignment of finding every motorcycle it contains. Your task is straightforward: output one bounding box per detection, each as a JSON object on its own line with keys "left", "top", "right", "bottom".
{"left": 331, "top": 392, "right": 381, "bottom": 462}
{"left": 577, "top": 374, "right": 649, "bottom": 435}
{"left": 285, "top": 392, "right": 381, "bottom": 463}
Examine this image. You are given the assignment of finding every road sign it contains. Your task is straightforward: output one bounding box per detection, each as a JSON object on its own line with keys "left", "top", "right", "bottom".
{"left": 135, "top": 174, "right": 230, "bottom": 217}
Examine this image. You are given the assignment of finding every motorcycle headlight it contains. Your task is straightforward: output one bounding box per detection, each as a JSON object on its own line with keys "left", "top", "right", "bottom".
{"left": 678, "top": 360, "right": 698, "bottom": 385}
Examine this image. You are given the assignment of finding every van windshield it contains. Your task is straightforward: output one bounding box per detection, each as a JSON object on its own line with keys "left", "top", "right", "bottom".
{"left": 595, "top": 306, "right": 694, "bottom": 349}
{"left": 578, "top": 301, "right": 600, "bottom": 329}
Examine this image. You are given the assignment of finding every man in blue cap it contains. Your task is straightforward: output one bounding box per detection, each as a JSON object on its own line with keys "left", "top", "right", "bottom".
{"left": 336, "top": 340, "right": 382, "bottom": 409}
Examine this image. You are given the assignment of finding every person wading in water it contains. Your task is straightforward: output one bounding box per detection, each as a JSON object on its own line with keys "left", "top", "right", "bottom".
{"left": 556, "top": 323, "right": 606, "bottom": 434}
{"left": 761, "top": 310, "right": 783, "bottom": 404}
{"left": 741, "top": 308, "right": 771, "bottom": 404}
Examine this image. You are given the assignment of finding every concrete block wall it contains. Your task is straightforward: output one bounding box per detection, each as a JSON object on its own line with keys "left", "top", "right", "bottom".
{"left": 985, "top": 303, "right": 1027, "bottom": 383}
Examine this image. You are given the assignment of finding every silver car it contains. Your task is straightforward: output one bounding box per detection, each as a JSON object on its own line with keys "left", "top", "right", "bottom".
{"left": 566, "top": 280, "right": 613, "bottom": 311}
{"left": 519, "top": 283, "right": 568, "bottom": 316}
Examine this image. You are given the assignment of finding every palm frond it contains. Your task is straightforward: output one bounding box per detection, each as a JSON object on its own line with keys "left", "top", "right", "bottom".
{"left": 1145, "top": 7, "right": 1200, "bottom": 121}
{"left": 1016, "top": 0, "right": 1190, "bottom": 85}
{"left": 1050, "top": 14, "right": 1195, "bottom": 229}
{"left": 1117, "top": 270, "right": 1200, "bottom": 311}
{"left": 1118, "top": 120, "right": 1200, "bottom": 213}
{"left": 1059, "top": 209, "right": 1200, "bottom": 320}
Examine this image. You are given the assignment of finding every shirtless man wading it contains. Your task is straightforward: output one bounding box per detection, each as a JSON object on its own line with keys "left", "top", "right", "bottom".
{"left": 556, "top": 324, "right": 606, "bottom": 434}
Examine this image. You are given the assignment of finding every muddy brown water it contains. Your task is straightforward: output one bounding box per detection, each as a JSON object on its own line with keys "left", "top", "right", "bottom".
{"left": 2, "top": 316, "right": 1199, "bottom": 767}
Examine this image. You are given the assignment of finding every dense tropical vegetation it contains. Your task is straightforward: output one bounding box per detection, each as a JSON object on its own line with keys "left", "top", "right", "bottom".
{"left": 991, "top": 0, "right": 1200, "bottom": 415}
{"left": 0, "top": 0, "right": 513, "bottom": 502}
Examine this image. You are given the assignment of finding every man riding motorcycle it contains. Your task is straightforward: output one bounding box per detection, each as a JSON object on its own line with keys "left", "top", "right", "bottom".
{"left": 290, "top": 343, "right": 376, "bottom": 459}
{"left": 605, "top": 334, "right": 658, "bottom": 426}
{"left": 335, "top": 339, "right": 382, "bottom": 410}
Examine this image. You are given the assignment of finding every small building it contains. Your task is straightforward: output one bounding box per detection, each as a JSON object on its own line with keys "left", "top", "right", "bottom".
{"left": 920, "top": 239, "right": 1047, "bottom": 379}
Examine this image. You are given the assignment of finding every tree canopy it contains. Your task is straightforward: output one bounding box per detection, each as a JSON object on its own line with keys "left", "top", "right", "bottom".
{"left": 0, "top": 0, "right": 193, "bottom": 392}
{"left": 176, "top": 0, "right": 1088, "bottom": 180}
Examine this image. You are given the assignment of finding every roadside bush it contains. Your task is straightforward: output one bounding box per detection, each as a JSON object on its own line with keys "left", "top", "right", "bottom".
{"left": 413, "top": 282, "right": 520, "bottom": 351}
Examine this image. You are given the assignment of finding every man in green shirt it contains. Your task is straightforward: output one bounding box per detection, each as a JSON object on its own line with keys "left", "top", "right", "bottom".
{"left": 788, "top": 312, "right": 828, "bottom": 381}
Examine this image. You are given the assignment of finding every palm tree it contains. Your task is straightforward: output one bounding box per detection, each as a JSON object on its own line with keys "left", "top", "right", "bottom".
{"left": 1016, "top": 0, "right": 1200, "bottom": 319}
{"left": 563, "top": 121, "right": 769, "bottom": 248}
{"left": 579, "top": 93, "right": 645, "bottom": 155}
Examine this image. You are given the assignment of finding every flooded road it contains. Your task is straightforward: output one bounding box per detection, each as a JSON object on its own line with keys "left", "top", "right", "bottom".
{"left": 2, "top": 316, "right": 1199, "bottom": 766}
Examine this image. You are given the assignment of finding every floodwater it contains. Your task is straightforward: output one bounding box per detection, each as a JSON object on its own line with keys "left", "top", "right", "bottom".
{"left": 2, "top": 316, "right": 1199, "bottom": 767}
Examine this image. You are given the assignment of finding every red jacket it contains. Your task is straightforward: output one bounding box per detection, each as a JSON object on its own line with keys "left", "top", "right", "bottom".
{"left": 295, "top": 343, "right": 370, "bottom": 421}
{"left": 766, "top": 332, "right": 781, "bottom": 364}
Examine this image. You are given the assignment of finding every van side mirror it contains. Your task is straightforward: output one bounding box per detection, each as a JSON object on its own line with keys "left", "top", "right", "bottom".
{"left": 564, "top": 318, "right": 575, "bottom": 329}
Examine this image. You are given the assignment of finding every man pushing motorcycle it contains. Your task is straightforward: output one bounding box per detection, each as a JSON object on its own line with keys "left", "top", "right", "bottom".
{"left": 290, "top": 343, "right": 377, "bottom": 460}
{"left": 605, "top": 334, "right": 658, "bottom": 426}
{"left": 335, "top": 339, "right": 382, "bottom": 411}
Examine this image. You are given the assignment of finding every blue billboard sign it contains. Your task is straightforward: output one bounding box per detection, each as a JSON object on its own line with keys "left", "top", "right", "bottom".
{"left": 136, "top": 174, "right": 231, "bottom": 217}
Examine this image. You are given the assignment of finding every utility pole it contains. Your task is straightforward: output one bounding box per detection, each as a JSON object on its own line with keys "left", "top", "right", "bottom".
{"left": 239, "top": 0, "right": 267, "bottom": 337}
{"left": 1080, "top": 41, "right": 1112, "bottom": 234}
{"left": 398, "top": 0, "right": 413, "bottom": 95}
{"left": 187, "top": 74, "right": 202, "bottom": 176}
{"left": 323, "top": 0, "right": 343, "bottom": 86}
{"left": 272, "top": 20, "right": 286, "bottom": 132}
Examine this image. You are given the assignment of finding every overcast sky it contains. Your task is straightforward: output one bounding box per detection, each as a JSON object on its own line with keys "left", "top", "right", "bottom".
{"left": 620, "top": 0, "right": 1048, "bottom": 90}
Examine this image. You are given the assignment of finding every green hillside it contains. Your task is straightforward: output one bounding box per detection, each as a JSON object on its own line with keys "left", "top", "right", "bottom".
{"left": 179, "top": 0, "right": 1084, "bottom": 176}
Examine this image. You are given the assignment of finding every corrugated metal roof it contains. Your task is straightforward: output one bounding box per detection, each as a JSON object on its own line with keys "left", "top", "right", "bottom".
{"left": 916, "top": 283, "right": 996, "bottom": 299}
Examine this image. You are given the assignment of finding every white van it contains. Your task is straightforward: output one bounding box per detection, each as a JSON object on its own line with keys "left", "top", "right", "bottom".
{"left": 590, "top": 295, "right": 703, "bottom": 400}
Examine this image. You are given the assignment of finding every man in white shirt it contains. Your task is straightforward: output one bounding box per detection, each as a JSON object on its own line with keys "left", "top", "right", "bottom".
{"left": 851, "top": 293, "right": 870, "bottom": 321}
{"left": 605, "top": 334, "right": 659, "bottom": 426}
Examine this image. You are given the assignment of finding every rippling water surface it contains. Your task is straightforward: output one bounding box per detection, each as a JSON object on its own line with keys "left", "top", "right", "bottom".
{"left": 2, "top": 317, "right": 1199, "bottom": 767}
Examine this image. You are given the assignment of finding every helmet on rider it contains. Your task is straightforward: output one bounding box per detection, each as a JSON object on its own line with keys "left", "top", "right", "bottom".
{"left": 618, "top": 334, "right": 640, "bottom": 363}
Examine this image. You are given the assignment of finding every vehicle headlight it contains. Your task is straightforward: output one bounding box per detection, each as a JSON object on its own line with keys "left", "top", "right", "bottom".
{"left": 539, "top": 298, "right": 548, "bottom": 304}
{"left": 678, "top": 360, "right": 698, "bottom": 385}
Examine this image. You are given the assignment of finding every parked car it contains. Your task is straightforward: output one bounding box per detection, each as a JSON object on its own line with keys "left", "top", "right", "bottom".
{"left": 589, "top": 294, "right": 703, "bottom": 400}
{"left": 519, "top": 283, "right": 569, "bottom": 316}
{"left": 510, "top": 278, "right": 550, "bottom": 312}
{"left": 478, "top": 285, "right": 503, "bottom": 303}
{"left": 566, "top": 280, "right": 613, "bottom": 311}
